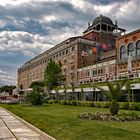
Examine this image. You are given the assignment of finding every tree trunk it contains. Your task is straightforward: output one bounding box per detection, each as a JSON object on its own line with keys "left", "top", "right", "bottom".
{"left": 110, "top": 101, "right": 119, "bottom": 116}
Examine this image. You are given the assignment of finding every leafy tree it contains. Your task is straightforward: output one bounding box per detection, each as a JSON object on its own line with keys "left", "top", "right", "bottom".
{"left": 93, "top": 79, "right": 128, "bottom": 115}
{"left": 30, "top": 81, "right": 44, "bottom": 93}
{"left": 25, "top": 92, "right": 44, "bottom": 105}
{"left": 44, "top": 59, "right": 65, "bottom": 91}
{"left": 24, "top": 81, "right": 45, "bottom": 105}
{"left": 0, "top": 85, "right": 16, "bottom": 94}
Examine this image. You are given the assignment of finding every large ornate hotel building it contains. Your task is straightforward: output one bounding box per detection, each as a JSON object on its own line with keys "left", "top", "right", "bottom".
{"left": 18, "top": 15, "right": 140, "bottom": 90}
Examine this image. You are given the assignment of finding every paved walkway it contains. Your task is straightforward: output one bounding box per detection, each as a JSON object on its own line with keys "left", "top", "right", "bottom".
{"left": 0, "top": 107, "right": 55, "bottom": 140}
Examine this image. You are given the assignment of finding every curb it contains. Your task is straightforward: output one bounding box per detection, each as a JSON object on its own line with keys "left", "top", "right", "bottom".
{"left": 1, "top": 107, "right": 56, "bottom": 140}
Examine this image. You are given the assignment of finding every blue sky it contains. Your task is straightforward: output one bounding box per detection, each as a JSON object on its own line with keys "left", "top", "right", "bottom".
{"left": 0, "top": 0, "right": 140, "bottom": 86}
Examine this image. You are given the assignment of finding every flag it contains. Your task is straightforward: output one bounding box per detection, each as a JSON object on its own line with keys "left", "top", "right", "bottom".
{"left": 127, "top": 55, "right": 132, "bottom": 74}
{"left": 87, "top": 49, "right": 92, "bottom": 55}
{"left": 89, "top": 50, "right": 92, "bottom": 54}
{"left": 92, "top": 47, "right": 97, "bottom": 53}
{"left": 101, "top": 44, "right": 108, "bottom": 52}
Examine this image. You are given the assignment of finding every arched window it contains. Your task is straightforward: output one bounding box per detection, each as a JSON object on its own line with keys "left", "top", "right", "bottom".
{"left": 128, "top": 43, "right": 135, "bottom": 56}
{"left": 136, "top": 40, "right": 140, "bottom": 56}
{"left": 72, "top": 46, "right": 75, "bottom": 51}
{"left": 120, "top": 45, "right": 127, "bottom": 59}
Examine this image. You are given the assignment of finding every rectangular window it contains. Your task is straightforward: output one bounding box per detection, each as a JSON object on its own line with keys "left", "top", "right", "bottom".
{"left": 98, "top": 69, "right": 100, "bottom": 75}
{"left": 71, "top": 65, "right": 75, "bottom": 70}
{"left": 71, "top": 55, "right": 75, "bottom": 59}
{"left": 95, "top": 70, "right": 97, "bottom": 75}
{"left": 64, "top": 59, "right": 67, "bottom": 64}
{"left": 63, "top": 68, "right": 66, "bottom": 73}
{"left": 93, "top": 70, "right": 95, "bottom": 76}
{"left": 100, "top": 68, "right": 103, "bottom": 74}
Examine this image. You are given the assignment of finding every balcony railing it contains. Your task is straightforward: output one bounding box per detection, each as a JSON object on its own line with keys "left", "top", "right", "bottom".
{"left": 117, "top": 58, "right": 128, "bottom": 64}
{"left": 100, "top": 50, "right": 116, "bottom": 60}
{"left": 117, "top": 55, "right": 140, "bottom": 64}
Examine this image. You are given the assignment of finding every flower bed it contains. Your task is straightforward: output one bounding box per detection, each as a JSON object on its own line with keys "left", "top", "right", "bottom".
{"left": 78, "top": 112, "right": 140, "bottom": 121}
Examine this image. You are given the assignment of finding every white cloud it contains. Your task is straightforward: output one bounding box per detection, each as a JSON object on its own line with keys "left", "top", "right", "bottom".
{"left": 0, "top": 68, "right": 16, "bottom": 85}
{"left": 0, "top": 69, "right": 7, "bottom": 74}
{"left": 0, "top": 31, "right": 53, "bottom": 56}
{"left": 0, "top": 0, "right": 31, "bottom": 6}
{"left": 0, "top": 0, "right": 140, "bottom": 86}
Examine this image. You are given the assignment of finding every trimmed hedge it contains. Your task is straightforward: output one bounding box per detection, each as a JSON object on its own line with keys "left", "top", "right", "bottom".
{"left": 119, "top": 102, "right": 129, "bottom": 110}
{"left": 47, "top": 100, "right": 140, "bottom": 111}
{"left": 48, "top": 100, "right": 55, "bottom": 104}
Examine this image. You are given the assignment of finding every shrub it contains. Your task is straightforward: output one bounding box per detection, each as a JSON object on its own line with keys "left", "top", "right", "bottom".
{"left": 48, "top": 100, "right": 54, "bottom": 104}
{"left": 119, "top": 102, "right": 129, "bottom": 110}
{"left": 129, "top": 102, "right": 139, "bottom": 110}
{"left": 94, "top": 102, "right": 102, "bottom": 108}
{"left": 85, "top": 101, "right": 94, "bottom": 107}
{"left": 80, "top": 101, "right": 94, "bottom": 107}
{"left": 70, "top": 100, "right": 77, "bottom": 106}
{"left": 76, "top": 101, "right": 81, "bottom": 106}
{"left": 137, "top": 103, "right": 140, "bottom": 111}
{"left": 80, "top": 101, "right": 86, "bottom": 107}
{"left": 54, "top": 100, "right": 58, "bottom": 103}
{"left": 60, "top": 100, "right": 66, "bottom": 105}
{"left": 100, "top": 102, "right": 111, "bottom": 108}
{"left": 65, "top": 100, "right": 71, "bottom": 105}
{"left": 25, "top": 92, "right": 44, "bottom": 105}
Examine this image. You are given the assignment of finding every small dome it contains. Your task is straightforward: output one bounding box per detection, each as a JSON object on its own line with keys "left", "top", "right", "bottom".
{"left": 92, "top": 15, "right": 113, "bottom": 25}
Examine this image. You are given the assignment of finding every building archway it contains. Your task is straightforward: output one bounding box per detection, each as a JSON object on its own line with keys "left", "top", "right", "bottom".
{"left": 120, "top": 45, "right": 127, "bottom": 59}
{"left": 128, "top": 43, "right": 135, "bottom": 56}
{"left": 136, "top": 40, "right": 140, "bottom": 55}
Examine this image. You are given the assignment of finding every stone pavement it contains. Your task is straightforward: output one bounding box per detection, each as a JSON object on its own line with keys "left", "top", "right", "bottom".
{"left": 0, "top": 107, "right": 56, "bottom": 140}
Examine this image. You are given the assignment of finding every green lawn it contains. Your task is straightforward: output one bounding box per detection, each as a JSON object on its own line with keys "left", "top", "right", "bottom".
{"left": 1, "top": 104, "right": 140, "bottom": 140}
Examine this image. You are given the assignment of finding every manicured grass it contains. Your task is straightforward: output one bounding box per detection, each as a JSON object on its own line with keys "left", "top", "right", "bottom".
{"left": 1, "top": 103, "right": 140, "bottom": 140}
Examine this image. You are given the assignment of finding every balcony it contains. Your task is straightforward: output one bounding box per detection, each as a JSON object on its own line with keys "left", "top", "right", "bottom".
{"left": 100, "top": 50, "right": 116, "bottom": 60}
{"left": 117, "top": 58, "right": 128, "bottom": 64}
{"left": 134, "top": 55, "right": 140, "bottom": 61}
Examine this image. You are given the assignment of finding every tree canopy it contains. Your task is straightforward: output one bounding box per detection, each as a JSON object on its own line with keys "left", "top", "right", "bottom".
{"left": 44, "top": 59, "right": 65, "bottom": 90}
{"left": 0, "top": 85, "right": 16, "bottom": 94}
{"left": 30, "top": 81, "right": 44, "bottom": 93}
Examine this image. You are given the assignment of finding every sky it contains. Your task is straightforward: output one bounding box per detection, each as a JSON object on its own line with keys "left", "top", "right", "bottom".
{"left": 0, "top": 0, "right": 140, "bottom": 86}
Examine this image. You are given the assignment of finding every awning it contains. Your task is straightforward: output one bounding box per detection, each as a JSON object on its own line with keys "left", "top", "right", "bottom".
{"left": 66, "top": 89, "right": 73, "bottom": 93}
{"left": 130, "top": 83, "right": 140, "bottom": 89}
{"left": 58, "top": 89, "right": 65, "bottom": 93}
{"left": 74, "top": 88, "right": 81, "bottom": 92}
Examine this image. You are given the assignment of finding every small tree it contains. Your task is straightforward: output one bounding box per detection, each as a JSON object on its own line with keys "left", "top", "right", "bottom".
{"left": 25, "top": 81, "right": 44, "bottom": 105}
{"left": 25, "top": 92, "right": 44, "bottom": 105}
{"left": 93, "top": 79, "right": 128, "bottom": 115}
{"left": 44, "top": 59, "right": 65, "bottom": 92}
{"left": 30, "top": 81, "right": 44, "bottom": 93}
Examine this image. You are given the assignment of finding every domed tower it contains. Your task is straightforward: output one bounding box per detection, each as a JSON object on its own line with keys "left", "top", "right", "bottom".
{"left": 83, "top": 15, "right": 126, "bottom": 50}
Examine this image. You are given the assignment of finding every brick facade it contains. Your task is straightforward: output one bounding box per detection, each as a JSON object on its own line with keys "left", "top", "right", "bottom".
{"left": 18, "top": 15, "right": 140, "bottom": 90}
{"left": 116, "top": 29, "right": 140, "bottom": 79}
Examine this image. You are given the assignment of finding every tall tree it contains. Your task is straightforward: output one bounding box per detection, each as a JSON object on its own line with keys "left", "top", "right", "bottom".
{"left": 44, "top": 59, "right": 65, "bottom": 91}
